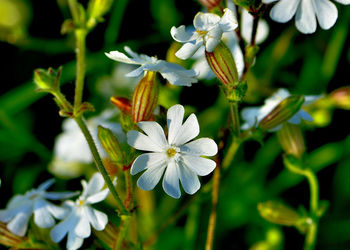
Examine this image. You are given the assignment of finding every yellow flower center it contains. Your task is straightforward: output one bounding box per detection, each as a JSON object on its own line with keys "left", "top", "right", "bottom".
{"left": 167, "top": 148, "right": 177, "bottom": 157}
{"left": 78, "top": 199, "right": 85, "bottom": 207}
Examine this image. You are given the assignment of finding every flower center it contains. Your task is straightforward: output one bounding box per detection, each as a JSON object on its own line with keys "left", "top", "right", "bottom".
{"left": 197, "top": 30, "right": 207, "bottom": 36}
{"left": 167, "top": 147, "right": 178, "bottom": 158}
{"left": 78, "top": 199, "right": 85, "bottom": 207}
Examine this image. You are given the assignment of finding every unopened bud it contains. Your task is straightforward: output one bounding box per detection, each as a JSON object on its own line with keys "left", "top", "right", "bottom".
{"left": 199, "top": 0, "right": 222, "bottom": 10}
{"left": 258, "top": 201, "right": 300, "bottom": 226}
{"left": 329, "top": 86, "right": 350, "bottom": 110}
{"left": 259, "top": 95, "right": 305, "bottom": 130}
{"left": 277, "top": 123, "right": 305, "bottom": 158}
{"left": 98, "top": 126, "right": 124, "bottom": 166}
{"left": 132, "top": 71, "right": 158, "bottom": 123}
{"left": 205, "top": 41, "right": 239, "bottom": 86}
{"left": 34, "top": 67, "right": 61, "bottom": 92}
{"left": 93, "top": 222, "right": 120, "bottom": 249}
{"left": 111, "top": 96, "right": 132, "bottom": 114}
{"left": 87, "top": 0, "right": 113, "bottom": 28}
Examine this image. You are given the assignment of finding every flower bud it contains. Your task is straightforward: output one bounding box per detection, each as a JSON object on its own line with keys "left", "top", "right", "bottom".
{"left": 258, "top": 201, "right": 300, "bottom": 226}
{"left": 329, "top": 86, "right": 350, "bottom": 110}
{"left": 34, "top": 67, "right": 61, "bottom": 92}
{"left": 205, "top": 41, "right": 239, "bottom": 86}
{"left": 110, "top": 96, "right": 132, "bottom": 114}
{"left": 259, "top": 95, "right": 305, "bottom": 130}
{"left": 98, "top": 125, "right": 124, "bottom": 166}
{"left": 199, "top": 0, "right": 222, "bottom": 10}
{"left": 87, "top": 0, "right": 113, "bottom": 28}
{"left": 132, "top": 71, "right": 158, "bottom": 123}
{"left": 277, "top": 123, "right": 305, "bottom": 158}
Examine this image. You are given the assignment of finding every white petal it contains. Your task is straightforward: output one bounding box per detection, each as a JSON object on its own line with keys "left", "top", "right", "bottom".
{"left": 263, "top": 0, "right": 278, "bottom": 3}
{"left": 175, "top": 42, "right": 203, "bottom": 60}
{"left": 81, "top": 173, "right": 105, "bottom": 199}
{"left": 180, "top": 155, "right": 216, "bottom": 176}
{"left": 127, "top": 130, "right": 164, "bottom": 152}
{"left": 45, "top": 202, "right": 70, "bottom": 219}
{"left": 67, "top": 231, "right": 84, "bottom": 250}
{"left": 270, "top": 0, "right": 300, "bottom": 23}
{"left": 86, "top": 188, "right": 110, "bottom": 204}
{"left": 44, "top": 191, "right": 78, "bottom": 200}
{"left": 178, "top": 163, "right": 200, "bottom": 195}
{"left": 241, "top": 107, "right": 261, "bottom": 129}
{"left": 194, "top": 12, "right": 220, "bottom": 31}
{"left": 6, "top": 207, "right": 32, "bottom": 236}
{"left": 313, "top": 0, "right": 338, "bottom": 30}
{"left": 160, "top": 62, "right": 198, "bottom": 86}
{"left": 37, "top": 179, "right": 55, "bottom": 191}
{"left": 180, "top": 138, "right": 218, "bottom": 156}
{"left": 167, "top": 104, "right": 185, "bottom": 145}
{"left": 172, "top": 114, "right": 200, "bottom": 146}
{"left": 192, "top": 57, "right": 215, "bottom": 80}
{"left": 84, "top": 206, "right": 108, "bottom": 231}
{"left": 241, "top": 10, "right": 269, "bottom": 44}
{"left": 124, "top": 66, "right": 145, "bottom": 78}
{"left": 205, "top": 28, "right": 222, "bottom": 52}
{"left": 50, "top": 211, "right": 78, "bottom": 243}
{"left": 297, "top": 109, "right": 314, "bottom": 122}
{"left": 219, "top": 8, "right": 238, "bottom": 32}
{"left": 0, "top": 201, "right": 31, "bottom": 223}
{"left": 137, "top": 162, "right": 167, "bottom": 191}
{"left": 304, "top": 94, "right": 322, "bottom": 105}
{"left": 171, "top": 25, "right": 195, "bottom": 42}
{"left": 334, "top": 0, "right": 350, "bottom": 4}
{"left": 162, "top": 161, "right": 181, "bottom": 198}
{"left": 105, "top": 51, "right": 139, "bottom": 65}
{"left": 137, "top": 122, "right": 168, "bottom": 150}
{"left": 74, "top": 212, "right": 91, "bottom": 238}
{"left": 231, "top": 40, "right": 245, "bottom": 79}
{"left": 33, "top": 200, "right": 55, "bottom": 228}
{"left": 288, "top": 114, "right": 301, "bottom": 124}
{"left": 131, "top": 153, "right": 168, "bottom": 175}
{"left": 295, "top": 0, "right": 317, "bottom": 34}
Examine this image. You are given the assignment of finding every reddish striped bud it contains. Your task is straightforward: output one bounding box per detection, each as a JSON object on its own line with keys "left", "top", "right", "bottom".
{"left": 110, "top": 96, "right": 132, "bottom": 114}
{"left": 205, "top": 41, "right": 239, "bottom": 86}
{"left": 132, "top": 71, "right": 158, "bottom": 123}
{"left": 277, "top": 123, "right": 305, "bottom": 158}
{"left": 330, "top": 86, "right": 350, "bottom": 110}
{"left": 258, "top": 201, "right": 300, "bottom": 226}
{"left": 199, "top": 0, "right": 221, "bottom": 10}
{"left": 259, "top": 95, "right": 305, "bottom": 131}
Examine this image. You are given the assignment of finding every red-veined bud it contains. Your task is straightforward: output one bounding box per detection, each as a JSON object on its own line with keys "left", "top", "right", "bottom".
{"left": 111, "top": 96, "right": 132, "bottom": 114}
{"left": 259, "top": 95, "right": 305, "bottom": 131}
{"left": 205, "top": 41, "right": 239, "bottom": 86}
{"left": 258, "top": 201, "right": 300, "bottom": 226}
{"left": 277, "top": 123, "right": 305, "bottom": 158}
{"left": 329, "top": 86, "right": 350, "bottom": 110}
{"left": 132, "top": 71, "right": 159, "bottom": 123}
{"left": 199, "top": 0, "right": 222, "bottom": 10}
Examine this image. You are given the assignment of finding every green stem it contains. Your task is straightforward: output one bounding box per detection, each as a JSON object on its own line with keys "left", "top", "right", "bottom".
{"left": 74, "top": 117, "right": 129, "bottom": 215}
{"left": 222, "top": 138, "right": 240, "bottom": 170}
{"left": 124, "top": 170, "right": 133, "bottom": 210}
{"left": 229, "top": 102, "right": 240, "bottom": 137}
{"left": 73, "top": 29, "right": 87, "bottom": 112}
{"left": 113, "top": 215, "right": 131, "bottom": 250}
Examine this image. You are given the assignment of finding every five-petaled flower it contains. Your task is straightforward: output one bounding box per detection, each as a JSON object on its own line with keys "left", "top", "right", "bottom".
{"left": 127, "top": 104, "right": 218, "bottom": 199}
{"left": 241, "top": 89, "right": 321, "bottom": 131}
{"left": 0, "top": 179, "right": 76, "bottom": 237}
{"left": 171, "top": 8, "right": 238, "bottom": 60}
{"left": 50, "top": 173, "right": 114, "bottom": 250}
{"left": 105, "top": 46, "right": 198, "bottom": 86}
{"left": 263, "top": 0, "right": 350, "bottom": 34}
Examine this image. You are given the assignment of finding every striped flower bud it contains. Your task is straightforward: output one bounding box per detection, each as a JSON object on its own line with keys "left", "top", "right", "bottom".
{"left": 110, "top": 96, "right": 132, "bottom": 115}
{"left": 132, "top": 71, "right": 159, "bottom": 123}
{"left": 258, "top": 201, "right": 300, "bottom": 226}
{"left": 277, "top": 123, "right": 305, "bottom": 158}
{"left": 330, "top": 86, "right": 350, "bottom": 110}
{"left": 259, "top": 95, "right": 305, "bottom": 130}
{"left": 199, "top": 0, "right": 222, "bottom": 10}
{"left": 205, "top": 41, "right": 239, "bottom": 86}
{"left": 98, "top": 126, "right": 124, "bottom": 166}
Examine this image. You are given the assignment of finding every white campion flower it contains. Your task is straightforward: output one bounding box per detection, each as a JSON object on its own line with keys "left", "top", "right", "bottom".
{"left": 50, "top": 173, "right": 113, "bottom": 250}
{"left": 105, "top": 46, "right": 198, "bottom": 86}
{"left": 127, "top": 104, "right": 218, "bottom": 199}
{"left": 193, "top": 8, "right": 269, "bottom": 80}
{"left": 241, "top": 89, "right": 321, "bottom": 131}
{"left": 0, "top": 179, "right": 76, "bottom": 236}
{"left": 263, "top": 0, "right": 350, "bottom": 34}
{"left": 170, "top": 8, "right": 238, "bottom": 60}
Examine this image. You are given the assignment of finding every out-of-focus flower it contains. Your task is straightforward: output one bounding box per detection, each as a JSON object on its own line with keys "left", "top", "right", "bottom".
{"left": 263, "top": 0, "right": 350, "bottom": 34}
{"left": 171, "top": 8, "right": 238, "bottom": 59}
{"left": 50, "top": 173, "right": 113, "bottom": 250}
{"left": 127, "top": 104, "right": 218, "bottom": 199}
{"left": 50, "top": 110, "right": 125, "bottom": 179}
{"left": 0, "top": 179, "right": 76, "bottom": 236}
{"left": 105, "top": 46, "right": 198, "bottom": 86}
{"left": 241, "top": 89, "right": 321, "bottom": 131}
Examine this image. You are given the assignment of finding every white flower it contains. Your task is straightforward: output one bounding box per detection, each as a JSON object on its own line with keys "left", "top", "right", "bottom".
{"left": 51, "top": 110, "right": 125, "bottom": 178}
{"left": 192, "top": 8, "right": 269, "bottom": 80}
{"left": 50, "top": 173, "right": 113, "bottom": 250}
{"left": 105, "top": 46, "right": 198, "bottom": 86}
{"left": 263, "top": 0, "right": 350, "bottom": 34}
{"left": 171, "top": 8, "right": 238, "bottom": 60}
{"left": 127, "top": 104, "right": 218, "bottom": 199}
{"left": 241, "top": 89, "right": 321, "bottom": 131}
{"left": 0, "top": 179, "right": 76, "bottom": 236}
